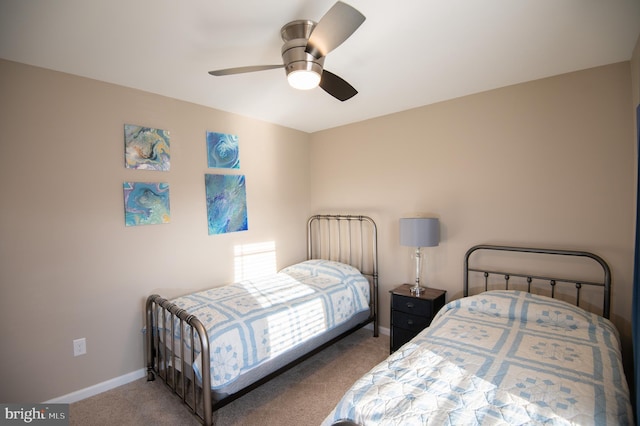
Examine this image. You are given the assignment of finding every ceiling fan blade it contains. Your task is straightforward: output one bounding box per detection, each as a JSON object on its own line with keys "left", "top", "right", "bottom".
{"left": 305, "top": 2, "right": 365, "bottom": 59}
{"left": 209, "top": 65, "right": 283, "bottom": 76}
{"left": 319, "top": 70, "right": 357, "bottom": 101}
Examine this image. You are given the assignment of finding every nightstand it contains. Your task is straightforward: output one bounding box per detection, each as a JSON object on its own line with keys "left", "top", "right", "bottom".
{"left": 389, "top": 284, "right": 446, "bottom": 353}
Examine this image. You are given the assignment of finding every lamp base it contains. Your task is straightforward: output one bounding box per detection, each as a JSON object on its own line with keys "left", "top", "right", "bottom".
{"left": 410, "top": 285, "right": 426, "bottom": 296}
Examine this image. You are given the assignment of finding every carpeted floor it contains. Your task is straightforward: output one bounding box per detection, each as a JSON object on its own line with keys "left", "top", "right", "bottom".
{"left": 69, "top": 328, "right": 389, "bottom": 425}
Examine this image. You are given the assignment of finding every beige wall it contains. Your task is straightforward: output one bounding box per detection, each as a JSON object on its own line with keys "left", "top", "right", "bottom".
{"left": 310, "top": 62, "right": 635, "bottom": 363}
{"left": 1, "top": 58, "right": 636, "bottom": 403}
{"left": 0, "top": 59, "right": 311, "bottom": 402}
{"left": 632, "top": 34, "right": 640, "bottom": 107}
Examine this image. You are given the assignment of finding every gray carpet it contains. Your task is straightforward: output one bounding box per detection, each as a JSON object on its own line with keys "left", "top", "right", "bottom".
{"left": 70, "top": 328, "right": 389, "bottom": 425}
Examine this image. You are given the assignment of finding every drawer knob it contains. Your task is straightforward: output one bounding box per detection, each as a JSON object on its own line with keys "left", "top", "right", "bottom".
{"left": 406, "top": 302, "right": 414, "bottom": 308}
{"left": 407, "top": 319, "right": 414, "bottom": 325}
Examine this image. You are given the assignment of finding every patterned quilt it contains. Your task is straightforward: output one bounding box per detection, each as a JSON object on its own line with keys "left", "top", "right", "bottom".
{"left": 164, "top": 259, "right": 370, "bottom": 389}
{"left": 323, "top": 290, "right": 632, "bottom": 425}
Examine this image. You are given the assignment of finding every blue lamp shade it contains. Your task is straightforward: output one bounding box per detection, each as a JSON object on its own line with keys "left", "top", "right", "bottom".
{"left": 399, "top": 218, "right": 440, "bottom": 248}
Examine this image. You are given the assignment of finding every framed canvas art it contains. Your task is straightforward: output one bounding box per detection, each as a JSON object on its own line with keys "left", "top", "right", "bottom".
{"left": 206, "top": 131, "right": 239, "bottom": 169}
{"left": 204, "top": 174, "right": 247, "bottom": 235}
{"left": 123, "top": 182, "right": 170, "bottom": 226}
{"left": 124, "top": 124, "right": 170, "bottom": 171}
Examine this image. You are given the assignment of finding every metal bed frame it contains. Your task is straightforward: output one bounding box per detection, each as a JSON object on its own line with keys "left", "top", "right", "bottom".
{"left": 145, "top": 214, "right": 378, "bottom": 425}
{"left": 325, "top": 244, "right": 626, "bottom": 426}
{"left": 464, "top": 244, "right": 611, "bottom": 318}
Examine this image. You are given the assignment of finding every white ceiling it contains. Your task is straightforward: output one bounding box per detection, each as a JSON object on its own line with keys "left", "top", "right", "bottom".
{"left": 1, "top": 0, "right": 639, "bottom": 133}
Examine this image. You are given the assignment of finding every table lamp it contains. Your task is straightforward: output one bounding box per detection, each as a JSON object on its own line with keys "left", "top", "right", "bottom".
{"left": 399, "top": 217, "right": 440, "bottom": 295}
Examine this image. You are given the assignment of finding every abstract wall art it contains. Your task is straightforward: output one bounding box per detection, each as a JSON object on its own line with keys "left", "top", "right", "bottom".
{"left": 123, "top": 182, "right": 170, "bottom": 226}
{"left": 206, "top": 131, "right": 239, "bottom": 169}
{"left": 124, "top": 124, "right": 170, "bottom": 171}
{"left": 204, "top": 174, "right": 248, "bottom": 235}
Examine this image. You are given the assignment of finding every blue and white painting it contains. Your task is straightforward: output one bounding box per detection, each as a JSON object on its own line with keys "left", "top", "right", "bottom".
{"left": 204, "top": 174, "right": 248, "bottom": 235}
{"left": 123, "top": 182, "right": 170, "bottom": 226}
{"left": 206, "top": 131, "right": 239, "bottom": 169}
{"left": 125, "top": 124, "right": 170, "bottom": 171}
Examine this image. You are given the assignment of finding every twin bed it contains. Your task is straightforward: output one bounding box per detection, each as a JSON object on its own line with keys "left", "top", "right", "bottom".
{"left": 324, "top": 245, "right": 633, "bottom": 425}
{"left": 145, "top": 214, "right": 379, "bottom": 425}
{"left": 145, "top": 216, "right": 633, "bottom": 425}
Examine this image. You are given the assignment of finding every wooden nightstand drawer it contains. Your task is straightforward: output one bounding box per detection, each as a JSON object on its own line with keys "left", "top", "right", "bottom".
{"left": 392, "top": 310, "right": 430, "bottom": 332}
{"left": 389, "top": 284, "right": 446, "bottom": 353}
{"left": 392, "top": 294, "right": 432, "bottom": 317}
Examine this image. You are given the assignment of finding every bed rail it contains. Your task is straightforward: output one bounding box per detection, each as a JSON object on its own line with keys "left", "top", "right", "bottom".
{"left": 464, "top": 244, "right": 611, "bottom": 318}
{"left": 307, "top": 214, "right": 379, "bottom": 336}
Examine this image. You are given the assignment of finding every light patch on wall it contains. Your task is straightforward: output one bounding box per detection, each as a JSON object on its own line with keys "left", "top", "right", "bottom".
{"left": 234, "top": 241, "right": 277, "bottom": 281}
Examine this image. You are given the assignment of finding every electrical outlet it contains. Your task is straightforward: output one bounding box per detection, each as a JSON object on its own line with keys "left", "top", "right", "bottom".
{"left": 73, "top": 338, "right": 87, "bottom": 357}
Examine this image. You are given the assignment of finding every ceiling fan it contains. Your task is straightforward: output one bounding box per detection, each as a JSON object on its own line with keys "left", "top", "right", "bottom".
{"left": 208, "top": 2, "right": 365, "bottom": 101}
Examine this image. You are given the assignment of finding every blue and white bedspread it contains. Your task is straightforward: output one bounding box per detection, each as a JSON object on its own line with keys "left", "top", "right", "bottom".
{"left": 165, "top": 259, "right": 370, "bottom": 390}
{"left": 323, "top": 290, "right": 632, "bottom": 425}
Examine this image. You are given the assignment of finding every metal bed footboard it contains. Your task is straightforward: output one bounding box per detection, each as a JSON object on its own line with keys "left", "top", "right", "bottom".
{"left": 145, "top": 294, "right": 212, "bottom": 423}
{"left": 464, "top": 244, "right": 611, "bottom": 318}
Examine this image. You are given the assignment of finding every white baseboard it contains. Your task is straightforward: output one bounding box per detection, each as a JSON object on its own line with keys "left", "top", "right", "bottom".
{"left": 44, "top": 368, "right": 146, "bottom": 404}
{"left": 44, "top": 326, "right": 389, "bottom": 404}
{"left": 364, "top": 322, "right": 390, "bottom": 336}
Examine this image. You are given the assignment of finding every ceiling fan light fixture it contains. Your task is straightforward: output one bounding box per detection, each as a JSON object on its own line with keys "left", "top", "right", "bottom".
{"left": 287, "top": 69, "right": 321, "bottom": 90}
{"left": 209, "top": 2, "right": 365, "bottom": 101}
{"left": 284, "top": 57, "right": 323, "bottom": 90}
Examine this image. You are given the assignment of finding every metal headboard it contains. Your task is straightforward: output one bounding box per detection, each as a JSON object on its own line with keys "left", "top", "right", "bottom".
{"left": 307, "top": 214, "right": 378, "bottom": 335}
{"left": 464, "top": 244, "right": 611, "bottom": 318}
